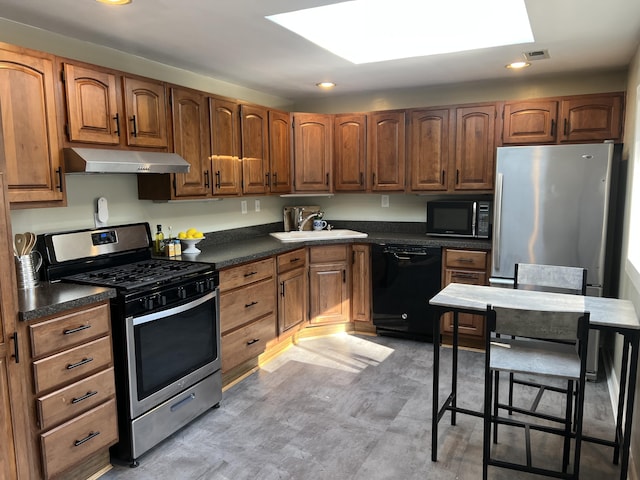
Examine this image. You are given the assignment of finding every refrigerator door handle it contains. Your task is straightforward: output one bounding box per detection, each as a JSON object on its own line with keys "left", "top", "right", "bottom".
{"left": 493, "top": 173, "right": 503, "bottom": 272}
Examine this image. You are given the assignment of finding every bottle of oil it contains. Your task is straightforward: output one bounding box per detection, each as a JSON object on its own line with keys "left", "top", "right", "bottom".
{"left": 154, "top": 224, "right": 165, "bottom": 255}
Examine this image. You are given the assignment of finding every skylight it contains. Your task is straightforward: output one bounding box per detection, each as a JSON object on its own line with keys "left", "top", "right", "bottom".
{"left": 267, "top": 0, "right": 534, "bottom": 64}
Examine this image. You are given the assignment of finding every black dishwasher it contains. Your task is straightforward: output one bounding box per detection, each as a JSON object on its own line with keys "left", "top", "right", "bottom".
{"left": 371, "top": 244, "right": 442, "bottom": 342}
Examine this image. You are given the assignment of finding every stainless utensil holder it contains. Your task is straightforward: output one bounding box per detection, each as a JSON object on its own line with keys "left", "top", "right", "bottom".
{"left": 15, "top": 251, "right": 42, "bottom": 289}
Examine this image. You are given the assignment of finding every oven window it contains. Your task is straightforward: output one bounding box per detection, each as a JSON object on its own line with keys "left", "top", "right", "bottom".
{"left": 432, "top": 206, "right": 470, "bottom": 230}
{"left": 134, "top": 297, "right": 217, "bottom": 400}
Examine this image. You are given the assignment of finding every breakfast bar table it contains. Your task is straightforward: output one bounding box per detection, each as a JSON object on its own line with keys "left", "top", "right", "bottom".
{"left": 429, "top": 283, "right": 640, "bottom": 480}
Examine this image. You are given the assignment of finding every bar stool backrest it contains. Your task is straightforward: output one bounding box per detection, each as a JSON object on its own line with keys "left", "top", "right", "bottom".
{"left": 514, "top": 263, "right": 587, "bottom": 295}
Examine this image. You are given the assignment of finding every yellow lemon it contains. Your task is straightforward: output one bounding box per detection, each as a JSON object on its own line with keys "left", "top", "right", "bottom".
{"left": 186, "top": 228, "right": 198, "bottom": 236}
{"left": 178, "top": 232, "right": 187, "bottom": 239}
{"left": 194, "top": 231, "right": 204, "bottom": 238}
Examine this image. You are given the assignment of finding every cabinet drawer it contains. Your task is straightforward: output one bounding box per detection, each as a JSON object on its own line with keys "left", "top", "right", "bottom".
{"left": 40, "top": 398, "right": 118, "bottom": 479}
{"left": 37, "top": 368, "right": 116, "bottom": 430}
{"left": 221, "top": 314, "right": 276, "bottom": 373}
{"left": 309, "top": 244, "right": 348, "bottom": 264}
{"left": 30, "top": 302, "right": 110, "bottom": 358}
{"left": 445, "top": 269, "right": 487, "bottom": 285}
{"left": 220, "top": 257, "right": 275, "bottom": 292}
{"left": 220, "top": 277, "right": 276, "bottom": 333}
{"left": 277, "top": 248, "right": 306, "bottom": 274}
{"left": 444, "top": 249, "right": 487, "bottom": 270}
{"left": 33, "top": 336, "right": 113, "bottom": 394}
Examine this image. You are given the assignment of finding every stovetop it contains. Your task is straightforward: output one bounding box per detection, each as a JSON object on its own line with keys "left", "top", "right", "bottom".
{"left": 61, "top": 258, "right": 212, "bottom": 291}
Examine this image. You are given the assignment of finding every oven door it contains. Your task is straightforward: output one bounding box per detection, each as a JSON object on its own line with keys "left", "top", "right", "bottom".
{"left": 125, "top": 289, "right": 220, "bottom": 419}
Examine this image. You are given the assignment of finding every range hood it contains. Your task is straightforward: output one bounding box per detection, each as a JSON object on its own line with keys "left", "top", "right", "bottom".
{"left": 64, "top": 147, "right": 191, "bottom": 174}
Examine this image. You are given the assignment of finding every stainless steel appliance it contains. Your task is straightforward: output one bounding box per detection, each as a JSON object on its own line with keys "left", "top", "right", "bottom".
{"left": 371, "top": 244, "right": 442, "bottom": 341}
{"left": 426, "top": 199, "right": 492, "bottom": 238}
{"left": 38, "top": 223, "right": 221, "bottom": 466}
{"left": 490, "top": 143, "right": 623, "bottom": 379}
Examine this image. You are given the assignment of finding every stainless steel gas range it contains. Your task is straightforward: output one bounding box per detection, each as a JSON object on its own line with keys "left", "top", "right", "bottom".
{"left": 38, "top": 223, "right": 221, "bottom": 467}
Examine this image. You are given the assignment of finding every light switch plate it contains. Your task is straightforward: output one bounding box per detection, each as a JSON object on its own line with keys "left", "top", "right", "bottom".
{"left": 241, "top": 200, "right": 247, "bottom": 214}
{"left": 381, "top": 195, "right": 389, "bottom": 208}
{"left": 255, "top": 200, "right": 261, "bottom": 212}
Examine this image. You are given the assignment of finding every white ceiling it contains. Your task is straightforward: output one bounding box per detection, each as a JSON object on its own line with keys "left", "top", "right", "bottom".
{"left": 0, "top": 0, "right": 639, "bottom": 102}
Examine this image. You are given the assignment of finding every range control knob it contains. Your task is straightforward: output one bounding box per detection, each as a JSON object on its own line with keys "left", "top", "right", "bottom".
{"left": 143, "top": 296, "right": 156, "bottom": 310}
{"left": 196, "top": 281, "right": 205, "bottom": 294}
{"left": 177, "top": 286, "right": 187, "bottom": 300}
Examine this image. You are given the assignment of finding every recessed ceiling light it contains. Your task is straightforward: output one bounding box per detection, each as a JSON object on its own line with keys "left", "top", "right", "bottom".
{"left": 267, "top": 0, "right": 534, "bottom": 64}
{"left": 316, "top": 82, "right": 336, "bottom": 89}
{"left": 96, "top": 0, "right": 132, "bottom": 5}
{"left": 506, "top": 61, "right": 531, "bottom": 69}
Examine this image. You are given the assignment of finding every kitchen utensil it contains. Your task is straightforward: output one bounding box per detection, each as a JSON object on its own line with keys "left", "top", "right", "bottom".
{"left": 14, "top": 233, "right": 26, "bottom": 256}
{"left": 24, "top": 232, "right": 36, "bottom": 255}
{"left": 15, "top": 251, "right": 42, "bottom": 289}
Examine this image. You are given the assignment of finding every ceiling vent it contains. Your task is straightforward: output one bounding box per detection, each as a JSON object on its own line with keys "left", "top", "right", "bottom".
{"left": 523, "top": 49, "right": 550, "bottom": 61}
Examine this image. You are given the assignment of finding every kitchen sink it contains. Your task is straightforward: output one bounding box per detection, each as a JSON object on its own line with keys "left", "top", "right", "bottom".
{"left": 270, "top": 229, "right": 368, "bottom": 242}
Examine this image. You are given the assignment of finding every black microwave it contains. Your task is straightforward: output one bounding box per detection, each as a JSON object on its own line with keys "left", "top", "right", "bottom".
{"left": 426, "top": 200, "right": 491, "bottom": 238}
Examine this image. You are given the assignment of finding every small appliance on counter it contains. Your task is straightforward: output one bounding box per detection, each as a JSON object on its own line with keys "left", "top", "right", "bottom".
{"left": 426, "top": 199, "right": 492, "bottom": 239}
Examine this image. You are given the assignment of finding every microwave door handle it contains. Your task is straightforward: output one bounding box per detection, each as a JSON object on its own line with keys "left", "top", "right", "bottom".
{"left": 472, "top": 202, "right": 477, "bottom": 237}
{"left": 493, "top": 173, "right": 503, "bottom": 272}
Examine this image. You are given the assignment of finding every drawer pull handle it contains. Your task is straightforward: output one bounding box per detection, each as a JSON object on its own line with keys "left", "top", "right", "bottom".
{"left": 67, "top": 357, "right": 93, "bottom": 370}
{"left": 245, "top": 301, "right": 258, "bottom": 308}
{"left": 247, "top": 338, "right": 260, "bottom": 346}
{"left": 456, "top": 258, "right": 474, "bottom": 263}
{"left": 290, "top": 257, "right": 300, "bottom": 263}
{"left": 72, "top": 391, "right": 98, "bottom": 404}
{"left": 452, "top": 273, "right": 479, "bottom": 280}
{"left": 64, "top": 325, "right": 92, "bottom": 335}
{"left": 244, "top": 271, "right": 258, "bottom": 277}
{"left": 74, "top": 431, "right": 100, "bottom": 447}
{"left": 170, "top": 392, "right": 196, "bottom": 412}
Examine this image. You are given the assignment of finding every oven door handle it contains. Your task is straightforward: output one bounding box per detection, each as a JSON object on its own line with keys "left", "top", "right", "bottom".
{"left": 129, "top": 290, "right": 217, "bottom": 326}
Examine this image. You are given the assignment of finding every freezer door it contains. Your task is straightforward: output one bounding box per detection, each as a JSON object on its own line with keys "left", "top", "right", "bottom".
{"left": 491, "top": 143, "right": 613, "bottom": 287}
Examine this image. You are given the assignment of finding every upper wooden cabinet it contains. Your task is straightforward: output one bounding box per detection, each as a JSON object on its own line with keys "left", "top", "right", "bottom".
{"left": 407, "top": 108, "right": 450, "bottom": 192}
{"left": 62, "top": 62, "right": 169, "bottom": 148}
{"left": 240, "top": 104, "right": 269, "bottom": 195}
{"left": 453, "top": 104, "right": 496, "bottom": 191}
{"left": 292, "top": 113, "right": 333, "bottom": 192}
{"left": 267, "top": 110, "right": 292, "bottom": 193}
{"left": 501, "top": 92, "right": 624, "bottom": 145}
{"left": 210, "top": 98, "right": 241, "bottom": 196}
{"left": 334, "top": 113, "right": 367, "bottom": 192}
{"left": 0, "top": 45, "right": 64, "bottom": 206}
{"left": 368, "top": 110, "right": 405, "bottom": 191}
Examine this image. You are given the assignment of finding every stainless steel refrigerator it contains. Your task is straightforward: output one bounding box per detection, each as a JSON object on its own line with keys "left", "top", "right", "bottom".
{"left": 490, "top": 142, "right": 622, "bottom": 380}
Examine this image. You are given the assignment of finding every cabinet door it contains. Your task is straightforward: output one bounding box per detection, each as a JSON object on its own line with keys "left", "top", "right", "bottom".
{"left": 241, "top": 104, "right": 269, "bottom": 194}
{"left": 453, "top": 104, "right": 496, "bottom": 191}
{"left": 122, "top": 76, "right": 168, "bottom": 148}
{"left": 441, "top": 269, "right": 486, "bottom": 337}
{"left": 559, "top": 93, "right": 623, "bottom": 142}
{"left": 334, "top": 113, "right": 367, "bottom": 191}
{"left": 170, "top": 88, "right": 210, "bottom": 198}
{"left": 0, "top": 49, "right": 63, "bottom": 204}
{"left": 63, "top": 63, "right": 120, "bottom": 145}
{"left": 502, "top": 100, "right": 558, "bottom": 144}
{"left": 293, "top": 113, "right": 333, "bottom": 192}
{"left": 351, "top": 244, "right": 371, "bottom": 323}
{"left": 278, "top": 267, "right": 307, "bottom": 333}
{"left": 210, "top": 98, "right": 241, "bottom": 196}
{"left": 309, "top": 262, "right": 349, "bottom": 324}
{"left": 268, "top": 110, "right": 292, "bottom": 193}
{"left": 408, "top": 108, "right": 449, "bottom": 191}
{"left": 368, "top": 111, "right": 405, "bottom": 191}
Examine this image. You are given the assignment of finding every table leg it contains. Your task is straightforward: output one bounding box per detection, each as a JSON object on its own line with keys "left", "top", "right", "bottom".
{"left": 452, "top": 311, "right": 459, "bottom": 426}
{"left": 614, "top": 337, "right": 629, "bottom": 464}
{"left": 620, "top": 333, "right": 639, "bottom": 480}
{"left": 432, "top": 309, "right": 441, "bottom": 462}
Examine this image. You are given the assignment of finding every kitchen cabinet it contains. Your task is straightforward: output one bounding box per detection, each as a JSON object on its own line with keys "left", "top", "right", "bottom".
{"left": 276, "top": 248, "right": 308, "bottom": 336}
{"left": 0, "top": 44, "right": 64, "bottom": 206}
{"left": 293, "top": 113, "right": 333, "bottom": 192}
{"left": 24, "top": 301, "right": 118, "bottom": 479}
{"left": 453, "top": 103, "right": 496, "bottom": 191}
{"left": 407, "top": 108, "right": 450, "bottom": 192}
{"left": 240, "top": 104, "right": 269, "bottom": 195}
{"left": 368, "top": 110, "right": 406, "bottom": 191}
{"left": 219, "top": 258, "right": 277, "bottom": 375}
{"left": 501, "top": 92, "right": 624, "bottom": 145}
{"left": 334, "top": 113, "right": 367, "bottom": 192}
{"left": 351, "top": 244, "right": 372, "bottom": 328}
{"left": 0, "top": 172, "right": 31, "bottom": 480}
{"left": 267, "top": 109, "right": 292, "bottom": 193}
{"left": 441, "top": 248, "right": 489, "bottom": 348}
{"left": 308, "top": 245, "right": 350, "bottom": 325}
{"left": 63, "top": 62, "right": 169, "bottom": 148}
{"left": 210, "top": 98, "right": 242, "bottom": 196}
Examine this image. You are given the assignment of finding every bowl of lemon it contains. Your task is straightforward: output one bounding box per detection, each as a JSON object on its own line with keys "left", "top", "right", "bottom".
{"left": 178, "top": 228, "right": 205, "bottom": 254}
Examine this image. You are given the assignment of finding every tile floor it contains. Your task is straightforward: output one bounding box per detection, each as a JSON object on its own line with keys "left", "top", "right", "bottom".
{"left": 101, "top": 333, "right": 623, "bottom": 479}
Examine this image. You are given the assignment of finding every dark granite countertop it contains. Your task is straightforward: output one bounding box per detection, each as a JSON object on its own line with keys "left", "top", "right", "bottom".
{"left": 18, "top": 283, "right": 116, "bottom": 321}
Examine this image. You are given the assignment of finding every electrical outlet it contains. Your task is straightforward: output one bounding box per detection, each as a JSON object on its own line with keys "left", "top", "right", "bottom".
{"left": 241, "top": 200, "right": 247, "bottom": 214}
{"left": 381, "top": 195, "right": 389, "bottom": 208}
{"left": 255, "top": 200, "right": 261, "bottom": 212}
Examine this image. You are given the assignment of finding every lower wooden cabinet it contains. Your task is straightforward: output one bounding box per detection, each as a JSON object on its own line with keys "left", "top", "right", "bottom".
{"left": 25, "top": 301, "right": 118, "bottom": 479}
{"left": 277, "top": 248, "right": 308, "bottom": 335}
{"left": 308, "top": 245, "right": 350, "bottom": 325}
{"left": 441, "top": 248, "right": 490, "bottom": 348}
{"left": 351, "top": 244, "right": 372, "bottom": 328}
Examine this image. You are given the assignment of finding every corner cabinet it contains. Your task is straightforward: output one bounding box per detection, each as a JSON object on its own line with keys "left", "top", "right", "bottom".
{"left": 308, "top": 245, "right": 350, "bottom": 324}
{"left": 292, "top": 113, "right": 333, "bottom": 192}
{"left": 0, "top": 44, "right": 64, "bottom": 207}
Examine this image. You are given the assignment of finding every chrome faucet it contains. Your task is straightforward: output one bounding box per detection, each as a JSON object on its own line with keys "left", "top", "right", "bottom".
{"left": 298, "top": 210, "right": 324, "bottom": 231}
